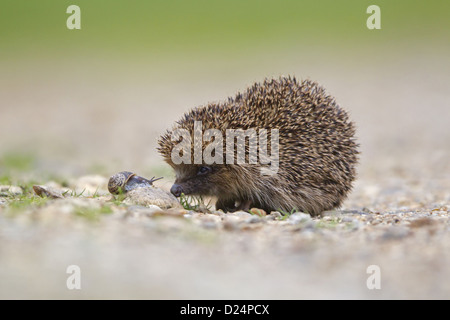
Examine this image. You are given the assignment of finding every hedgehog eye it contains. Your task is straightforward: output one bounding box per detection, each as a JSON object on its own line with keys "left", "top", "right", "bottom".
{"left": 197, "top": 166, "right": 212, "bottom": 175}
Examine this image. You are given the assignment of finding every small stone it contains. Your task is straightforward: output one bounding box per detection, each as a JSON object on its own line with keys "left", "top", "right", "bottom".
{"left": 245, "top": 215, "right": 263, "bottom": 224}
{"left": 234, "top": 211, "right": 252, "bottom": 217}
{"left": 409, "top": 217, "right": 436, "bottom": 228}
{"left": 126, "top": 205, "right": 163, "bottom": 218}
{"left": 240, "top": 223, "right": 264, "bottom": 231}
{"left": 125, "top": 205, "right": 187, "bottom": 220}
{"left": 195, "top": 214, "right": 221, "bottom": 229}
{"left": 264, "top": 211, "right": 283, "bottom": 220}
{"left": 154, "top": 215, "right": 189, "bottom": 232}
{"left": 431, "top": 206, "right": 448, "bottom": 214}
{"left": 269, "top": 211, "right": 282, "bottom": 217}
{"left": 153, "top": 208, "right": 187, "bottom": 217}
{"left": 0, "top": 185, "right": 23, "bottom": 196}
{"left": 201, "top": 221, "right": 216, "bottom": 229}
{"left": 341, "top": 216, "right": 354, "bottom": 223}
{"left": 222, "top": 216, "right": 242, "bottom": 231}
{"left": 303, "top": 220, "right": 317, "bottom": 230}
{"left": 196, "top": 217, "right": 217, "bottom": 229}
{"left": 9, "top": 186, "right": 23, "bottom": 195}
{"left": 123, "top": 187, "right": 182, "bottom": 209}
{"left": 249, "top": 208, "right": 267, "bottom": 216}
{"left": 288, "top": 212, "right": 312, "bottom": 224}
{"left": 322, "top": 210, "right": 343, "bottom": 217}
{"left": 361, "top": 207, "right": 375, "bottom": 214}
{"left": 33, "top": 185, "right": 64, "bottom": 199}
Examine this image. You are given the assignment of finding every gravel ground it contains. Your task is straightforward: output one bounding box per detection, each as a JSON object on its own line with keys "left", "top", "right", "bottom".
{"left": 0, "top": 168, "right": 449, "bottom": 299}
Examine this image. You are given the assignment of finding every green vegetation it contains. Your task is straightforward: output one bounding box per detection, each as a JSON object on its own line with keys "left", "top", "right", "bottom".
{"left": 0, "top": 153, "right": 35, "bottom": 172}
{"left": 277, "top": 208, "right": 302, "bottom": 220}
{"left": 73, "top": 204, "right": 113, "bottom": 221}
{"left": 64, "top": 188, "right": 86, "bottom": 198}
{"left": 1, "top": 1, "right": 449, "bottom": 60}
{"left": 7, "top": 194, "right": 48, "bottom": 212}
{"left": 179, "top": 193, "right": 211, "bottom": 212}
{"left": 0, "top": 175, "right": 12, "bottom": 186}
{"left": 315, "top": 217, "right": 340, "bottom": 229}
{"left": 110, "top": 194, "right": 127, "bottom": 206}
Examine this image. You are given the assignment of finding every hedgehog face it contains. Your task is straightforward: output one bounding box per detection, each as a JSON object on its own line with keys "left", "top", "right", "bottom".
{"left": 170, "top": 164, "right": 227, "bottom": 198}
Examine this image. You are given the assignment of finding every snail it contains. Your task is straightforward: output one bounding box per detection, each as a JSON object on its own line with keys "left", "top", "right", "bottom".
{"left": 108, "top": 171, "right": 163, "bottom": 195}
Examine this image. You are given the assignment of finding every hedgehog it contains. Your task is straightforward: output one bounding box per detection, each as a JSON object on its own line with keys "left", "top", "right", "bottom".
{"left": 158, "top": 76, "right": 358, "bottom": 216}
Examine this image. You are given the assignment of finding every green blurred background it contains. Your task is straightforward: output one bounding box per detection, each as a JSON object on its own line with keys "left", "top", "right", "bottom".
{"left": 1, "top": 0, "right": 449, "bottom": 57}
{"left": 0, "top": 0, "right": 449, "bottom": 183}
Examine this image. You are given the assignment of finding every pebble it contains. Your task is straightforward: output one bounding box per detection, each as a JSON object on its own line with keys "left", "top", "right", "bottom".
{"left": 234, "top": 211, "right": 252, "bottom": 217}
{"left": 408, "top": 217, "right": 436, "bottom": 228}
{"left": 288, "top": 212, "right": 312, "bottom": 225}
{"left": 264, "top": 211, "right": 282, "bottom": 221}
{"left": 33, "top": 185, "right": 64, "bottom": 199}
{"left": 222, "top": 215, "right": 242, "bottom": 231}
{"left": 125, "top": 205, "right": 164, "bottom": 219}
{"left": 123, "top": 187, "right": 182, "bottom": 209}
{"left": 341, "top": 216, "right": 354, "bottom": 223}
{"left": 249, "top": 208, "right": 267, "bottom": 216}
{"left": 0, "top": 185, "right": 23, "bottom": 196}
{"left": 245, "top": 215, "right": 263, "bottom": 224}
{"left": 198, "top": 217, "right": 219, "bottom": 229}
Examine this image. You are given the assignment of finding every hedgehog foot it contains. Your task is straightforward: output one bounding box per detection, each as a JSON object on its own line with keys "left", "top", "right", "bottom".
{"left": 235, "top": 199, "right": 252, "bottom": 212}
{"left": 216, "top": 198, "right": 252, "bottom": 213}
{"left": 215, "top": 198, "right": 236, "bottom": 212}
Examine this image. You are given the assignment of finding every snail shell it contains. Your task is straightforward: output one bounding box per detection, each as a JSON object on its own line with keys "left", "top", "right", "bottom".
{"left": 108, "top": 171, "right": 162, "bottom": 195}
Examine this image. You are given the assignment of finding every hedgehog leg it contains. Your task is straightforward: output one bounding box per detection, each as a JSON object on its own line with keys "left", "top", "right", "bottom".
{"left": 215, "top": 198, "right": 236, "bottom": 212}
{"left": 235, "top": 199, "right": 252, "bottom": 212}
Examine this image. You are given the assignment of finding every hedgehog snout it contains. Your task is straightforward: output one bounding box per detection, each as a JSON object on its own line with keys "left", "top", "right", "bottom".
{"left": 170, "top": 184, "right": 183, "bottom": 197}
